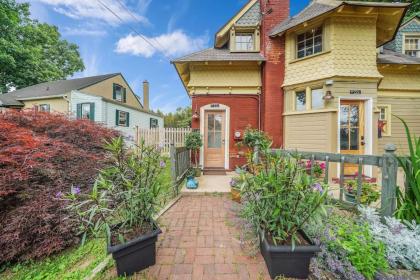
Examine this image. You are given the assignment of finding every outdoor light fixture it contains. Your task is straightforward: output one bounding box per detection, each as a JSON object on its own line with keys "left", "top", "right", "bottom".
{"left": 192, "top": 111, "right": 200, "bottom": 119}
{"left": 323, "top": 90, "right": 335, "bottom": 101}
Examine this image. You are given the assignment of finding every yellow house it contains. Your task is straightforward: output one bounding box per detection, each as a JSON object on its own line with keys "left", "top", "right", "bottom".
{"left": 0, "top": 73, "right": 163, "bottom": 138}
{"left": 268, "top": 0, "right": 420, "bottom": 176}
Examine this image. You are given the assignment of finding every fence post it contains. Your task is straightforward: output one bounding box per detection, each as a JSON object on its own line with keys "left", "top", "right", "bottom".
{"left": 381, "top": 144, "right": 398, "bottom": 217}
{"left": 170, "top": 143, "right": 177, "bottom": 187}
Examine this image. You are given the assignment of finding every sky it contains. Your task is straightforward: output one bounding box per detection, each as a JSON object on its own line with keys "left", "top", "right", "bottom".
{"left": 25, "top": 0, "right": 310, "bottom": 113}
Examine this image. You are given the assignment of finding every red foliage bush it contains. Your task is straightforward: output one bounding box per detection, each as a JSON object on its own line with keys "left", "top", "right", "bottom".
{"left": 0, "top": 110, "right": 118, "bottom": 264}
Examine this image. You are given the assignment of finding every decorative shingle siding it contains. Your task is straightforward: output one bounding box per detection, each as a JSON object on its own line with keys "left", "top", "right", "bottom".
{"left": 236, "top": 2, "right": 261, "bottom": 26}
{"left": 385, "top": 18, "right": 420, "bottom": 53}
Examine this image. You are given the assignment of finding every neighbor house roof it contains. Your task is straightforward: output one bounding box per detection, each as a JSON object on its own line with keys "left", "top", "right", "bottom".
{"left": 270, "top": 1, "right": 409, "bottom": 37}
{"left": 378, "top": 49, "right": 420, "bottom": 65}
{"left": 172, "top": 48, "right": 266, "bottom": 63}
{"left": 0, "top": 94, "right": 24, "bottom": 106}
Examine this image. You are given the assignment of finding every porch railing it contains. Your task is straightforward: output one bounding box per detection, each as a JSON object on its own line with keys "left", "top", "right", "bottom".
{"left": 272, "top": 144, "right": 399, "bottom": 217}
{"left": 170, "top": 144, "right": 190, "bottom": 196}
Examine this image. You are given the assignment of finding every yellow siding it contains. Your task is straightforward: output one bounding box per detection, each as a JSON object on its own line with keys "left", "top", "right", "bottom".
{"left": 23, "top": 98, "right": 68, "bottom": 113}
{"left": 284, "top": 112, "right": 337, "bottom": 153}
{"left": 379, "top": 69, "right": 420, "bottom": 91}
{"left": 188, "top": 64, "right": 261, "bottom": 95}
{"left": 81, "top": 75, "right": 142, "bottom": 109}
{"left": 284, "top": 15, "right": 382, "bottom": 87}
{"left": 378, "top": 96, "right": 420, "bottom": 155}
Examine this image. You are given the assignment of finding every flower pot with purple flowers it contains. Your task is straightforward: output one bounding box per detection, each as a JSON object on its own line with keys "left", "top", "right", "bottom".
{"left": 66, "top": 137, "right": 165, "bottom": 276}
{"left": 344, "top": 180, "right": 380, "bottom": 205}
{"left": 240, "top": 147, "right": 328, "bottom": 279}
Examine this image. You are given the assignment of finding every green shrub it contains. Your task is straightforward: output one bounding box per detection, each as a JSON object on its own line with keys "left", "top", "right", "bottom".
{"left": 185, "top": 131, "right": 203, "bottom": 168}
{"left": 242, "top": 127, "right": 271, "bottom": 150}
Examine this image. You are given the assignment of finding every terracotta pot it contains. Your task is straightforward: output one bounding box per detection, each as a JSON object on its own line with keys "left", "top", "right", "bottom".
{"left": 231, "top": 188, "right": 241, "bottom": 203}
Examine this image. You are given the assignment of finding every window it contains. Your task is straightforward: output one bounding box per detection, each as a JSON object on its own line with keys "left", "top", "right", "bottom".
{"left": 77, "top": 103, "right": 95, "bottom": 121}
{"left": 39, "top": 104, "right": 50, "bottom": 112}
{"left": 116, "top": 110, "right": 129, "bottom": 127}
{"left": 295, "top": 91, "right": 306, "bottom": 111}
{"left": 235, "top": 33, "right": 254, "bottom": 51}
{"left": 150, "top": 118, "right": 159, "bottom": 128}
{"left": 404, "top": 36, "right": 420, "bottom": 58}
{"left": 378, "top": 105, "right": 391, "bottom": 136}
{"left": 311, "top": 89, "right": 324, "bottom": 110}
{"left": 113, "top": 84, "right": 126, "bottom": 102}
{"left": 297, "top": 26, "right": 323, "bottom": 59}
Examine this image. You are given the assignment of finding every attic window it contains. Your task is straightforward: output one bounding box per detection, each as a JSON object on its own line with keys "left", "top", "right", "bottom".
{"left": 404, "top": 35, "right": 420, "bottom": 58}
{"left": 236, "top": 33, "right": 254, "bottom": 51}
{"left": 113, "top": 83, "right": 126, "bottom": 102}
{"left": 296, "top": 26, "right": 323, "bottom": 59}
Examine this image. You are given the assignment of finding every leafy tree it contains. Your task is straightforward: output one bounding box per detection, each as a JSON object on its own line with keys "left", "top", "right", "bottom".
{"left": 0, "top": 0, "right": 85, "bottom": 93}
{"left": 163, "top": 106, "right": 192, "bottom": 128}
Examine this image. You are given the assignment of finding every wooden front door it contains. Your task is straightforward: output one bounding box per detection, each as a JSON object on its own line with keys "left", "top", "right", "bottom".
{"left": 204, "top": 111, "right": 225, "bottom": 168}
{"left": 340, "top": 100, "right": 365, "bottom": 175}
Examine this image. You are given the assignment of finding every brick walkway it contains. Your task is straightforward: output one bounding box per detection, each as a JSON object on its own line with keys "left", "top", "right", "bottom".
{"left": 144, "top": 195, "right": 271, "bottom": 280}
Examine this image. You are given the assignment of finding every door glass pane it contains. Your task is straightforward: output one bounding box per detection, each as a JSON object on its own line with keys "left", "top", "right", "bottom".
{"left": 340, "top": 105, "right": 348, "bottom": 126}
{"left": 340, "top": 128, "right": 349, "bottom": 150}
{"left": 214, "top": 131, "right": 222, "bottom": 148}
{"left": 350, "top": 128, "right": 359, "bottom": 150}
{"left": 208, "top": 114, "right": 214, "bottom": 130}
{"left": 208, "top": 133, "right": 215, "bottom": 148}
{"left": 214, "top": 114, "right": 222, "bottom": 131}
{"left": 350, "top": 106, "right": 359, "bottom": 126}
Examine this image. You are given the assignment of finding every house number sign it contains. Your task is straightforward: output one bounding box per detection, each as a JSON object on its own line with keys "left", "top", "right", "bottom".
{"left": 350, "top": 90, "right": 362, "bottom": 95}
{"left": 211, "top": 104, "right": 220, "bottom": 108}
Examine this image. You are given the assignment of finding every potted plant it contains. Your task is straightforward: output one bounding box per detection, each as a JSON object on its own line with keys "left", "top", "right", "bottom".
{"left": 186, "top": 168, "right": 198, "bottom": 189}
{"left": 240, "top": 148, "right": 327, "bottom": 279}
{"left": 304, "top": 160, "right": 326, "bottom": 178}
{"left": 66, "top": 137, "right": 164, "bottom": 276}
{"left": 344, "top": 180, "right": 380, "bottom": 205}
{"left": 185, "top": 131, "right": 203, "bottom": 177}
{"left": 230, "top": 177, "right": 241, "bottom": 203}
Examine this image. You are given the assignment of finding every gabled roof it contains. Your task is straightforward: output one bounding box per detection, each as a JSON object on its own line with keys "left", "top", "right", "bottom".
{"left": 378, "top": 49, "right": 420, "bottom": 65}
{"left": 1, "top": 73, "right": 119, "bottom": 102}
{"left": 270, "top": 0, "right": 409, "bottom": 47}
{"left": 401, "top": 12, "right": 420, "bottom": 27}
{"left": 171, "top": 48, "right": 265, "bottom": 63}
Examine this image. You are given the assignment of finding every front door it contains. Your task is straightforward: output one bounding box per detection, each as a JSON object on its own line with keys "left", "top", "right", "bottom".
{"left": 204, "top": 111, "right": 225, "bottom": 169}
{"left": 340, "top": 100, "right": 365, "bottom": 175}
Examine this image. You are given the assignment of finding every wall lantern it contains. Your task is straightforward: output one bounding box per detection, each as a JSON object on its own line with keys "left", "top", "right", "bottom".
{"left": 323, "top": 90, "right": 335, "bottom": 101}
{"left": 192, "top": 111, "right": 200, "bottom": 119}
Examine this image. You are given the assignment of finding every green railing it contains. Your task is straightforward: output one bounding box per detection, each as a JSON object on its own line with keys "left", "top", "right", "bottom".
{"left": 272, "top": 144, "right": 399, "bottom": 217}
{"left": 170, "top": 144, "right": 190, "bottom": 196}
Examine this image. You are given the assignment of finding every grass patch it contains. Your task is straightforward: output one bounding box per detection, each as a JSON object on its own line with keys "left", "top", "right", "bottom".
{"left": 0, "top": 239, "right": 107, "bottom": 280}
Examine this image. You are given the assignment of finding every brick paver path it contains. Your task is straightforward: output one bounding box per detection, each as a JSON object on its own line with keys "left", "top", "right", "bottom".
{"left": 145, "top": 195, "right": 271, "bottom": 280}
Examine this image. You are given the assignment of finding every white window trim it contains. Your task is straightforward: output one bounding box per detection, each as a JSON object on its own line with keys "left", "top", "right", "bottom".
{"left": 377, "top": 104, "right": 392, "bottom": 137}
{"left": 402, "top": 33, "right": 420, "bottom": 57}
{"left": 296, "top": 26, "right": 323, "bottom": 59}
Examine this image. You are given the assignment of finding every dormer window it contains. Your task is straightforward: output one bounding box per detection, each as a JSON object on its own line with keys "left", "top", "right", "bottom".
{"left": 113, "top": 83, "right": 127, "bottom": 103}
{"left": 296, "top": 26, "right": 323, "bottom": 59}
{"left": 235, "top": 33, "right": 254, "bottom": 51}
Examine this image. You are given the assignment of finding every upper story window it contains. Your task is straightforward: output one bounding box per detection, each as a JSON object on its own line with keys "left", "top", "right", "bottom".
{"left": 405, "top": 35, "right": 420, "bottom": 58}
{"left": 113, "top": 83, "right": 127, "bottom": 103}
{"left": 297, "top": 26, "right": 323, "bottom": 59}
{"left": 235, "top": 33, "right": 254, "bottom": 51}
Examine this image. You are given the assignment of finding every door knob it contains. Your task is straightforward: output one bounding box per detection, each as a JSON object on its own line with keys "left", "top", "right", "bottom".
{"left": 361, "top": 136, "right": 365, "bottom": 146}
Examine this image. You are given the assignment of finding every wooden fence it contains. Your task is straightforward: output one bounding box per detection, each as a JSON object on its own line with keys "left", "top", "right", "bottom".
{"left": 272, "top": 144, "right": 399, "bottom": 217}
{"left": 170, "top": 144, "right": 190, "bottom": 196}
{"left": 135, "top": 127, "right": 191, "bottom": 154}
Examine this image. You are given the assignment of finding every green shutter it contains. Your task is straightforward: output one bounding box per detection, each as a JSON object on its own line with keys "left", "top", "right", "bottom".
{"left": 123, "top": 88, "right": 127, "bottom": 103}
{"left": 77, "top": 104, "right": 82, "bottom": 119}
{"left": 113, "top": 84, "right": 116, "bottom": 100}
{"left": 90, "top": 103, "right": 95, "bottom": 121}
{"left": 126, "top": 112, "right": 130, "bottom": 127}
{"left": 116, "top": 110, "right": 119, "bottom": 126}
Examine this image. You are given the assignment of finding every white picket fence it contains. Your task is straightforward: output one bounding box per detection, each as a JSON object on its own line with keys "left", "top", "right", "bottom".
{"left": 135, "top": 127, "right": 192, "bottom": 154}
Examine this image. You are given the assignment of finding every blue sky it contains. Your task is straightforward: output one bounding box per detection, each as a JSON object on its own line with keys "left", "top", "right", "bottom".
{"left": 26, "top": 0, "right": 310, "bottom": 113}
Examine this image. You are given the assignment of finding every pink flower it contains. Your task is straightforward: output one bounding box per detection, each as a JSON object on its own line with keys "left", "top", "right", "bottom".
{"left": 320, "top": 162, "right": 326, "bottom": 170}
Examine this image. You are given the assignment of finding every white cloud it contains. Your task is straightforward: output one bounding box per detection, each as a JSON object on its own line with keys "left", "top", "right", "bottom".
{"left": 115, "top": 30, "right": 209, "bottom": 58}
{"left": 62, "top": 27, "right": 107, "bottom": 37}
{"left": 36, "top": 0, "right": 149, "bottom": 26}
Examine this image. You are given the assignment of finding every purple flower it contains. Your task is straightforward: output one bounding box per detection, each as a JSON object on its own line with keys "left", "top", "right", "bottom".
{"left": 160, "top": 160, "right": 166, "bottom": 168}
{"left": 71, "top": 186, "right": 81, "bottom": 195}
{"left": 312, "top": 183, "right": 323, "bottom": 193}
{"left": 55, "top": 191, "right": 63, "bottom": 198}
{"left": 230, "top": 178, "right": 237, "bottom": 187}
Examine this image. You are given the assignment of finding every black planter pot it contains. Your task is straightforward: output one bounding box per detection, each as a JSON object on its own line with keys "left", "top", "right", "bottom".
{"left": 107, "top": 224, "right": 162, "bottom": 277}
{"left": 259, "top": 231, "right": 321, "bottom": 279}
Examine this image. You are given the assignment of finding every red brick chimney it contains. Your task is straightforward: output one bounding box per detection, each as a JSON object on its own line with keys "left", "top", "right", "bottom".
{"left": 260, "top": 0, "right": 289, "bottom": 148}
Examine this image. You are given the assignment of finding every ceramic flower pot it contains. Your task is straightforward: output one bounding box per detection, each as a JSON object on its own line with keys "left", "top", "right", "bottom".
{"left": 186, "top": 176, "right": 198, "bottom": 189}
{"left": 344, "top": 191, "right": 357, "bottom": 204}
{"left": 108, "top": 224, "right": 161, "bottom": 277}
{"left": 259, "top": 231, "right": 321, "bottom": 279}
